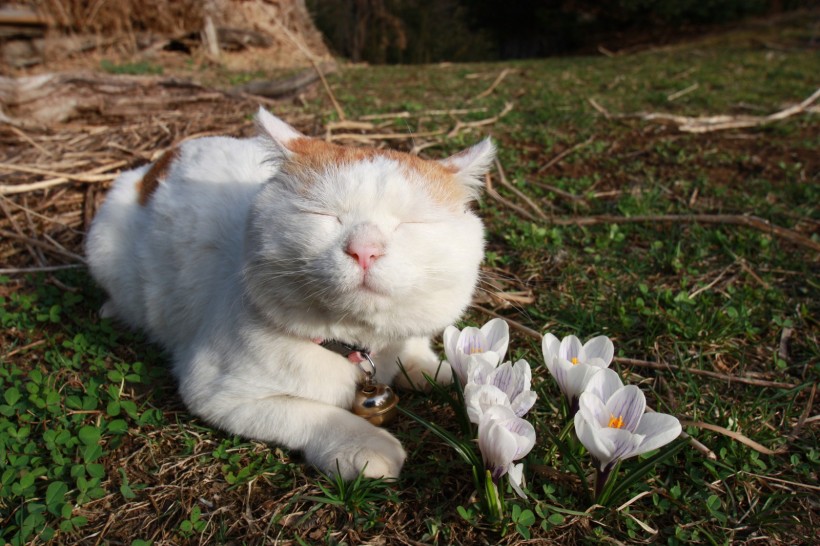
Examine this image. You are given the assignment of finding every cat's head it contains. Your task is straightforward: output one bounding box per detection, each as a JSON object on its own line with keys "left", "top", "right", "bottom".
{"left": 244, "top": 108, "right": 495, "bottom": 346}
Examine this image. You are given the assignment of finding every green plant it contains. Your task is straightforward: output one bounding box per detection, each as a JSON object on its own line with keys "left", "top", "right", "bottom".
{"left": 302, "top": 466, "right": 399, "bottom": 531}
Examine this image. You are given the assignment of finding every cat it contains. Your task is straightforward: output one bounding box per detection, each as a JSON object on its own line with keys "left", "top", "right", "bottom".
{"left": 85, "top": 107, "right": 495, "bottom": 479}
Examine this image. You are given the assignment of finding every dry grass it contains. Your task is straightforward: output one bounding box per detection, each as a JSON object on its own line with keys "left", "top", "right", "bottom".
{"left": 37, "top": 0, "right": 204, "bottom": 35}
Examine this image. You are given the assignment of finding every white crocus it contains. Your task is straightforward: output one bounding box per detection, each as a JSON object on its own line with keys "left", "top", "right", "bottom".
{"left": 464, "top": 359, "right": 537, "bottom": 423}
{"left": 543, "top": 333, "right": 614, "bottom": 410}
{"left": 443, "top": 318, "right": 510, "bottom": 385}
{"left": 574, "top": 369, "right": 682, "bottom": 472}
{"left": 477, "top": 405, "right": 536, "bottom": 482}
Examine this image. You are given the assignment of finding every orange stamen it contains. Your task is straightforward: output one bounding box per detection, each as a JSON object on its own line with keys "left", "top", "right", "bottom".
{"left": 608, "top": 414, "right": 625, "bottom": 429}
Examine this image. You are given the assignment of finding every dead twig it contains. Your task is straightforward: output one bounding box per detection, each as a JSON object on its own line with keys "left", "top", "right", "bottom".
{"left": 6, "top": 124, "right": 54, "bottom": 157}
{"left": 667, "top": 83, "right": 700, "bottom": 102}
{"left": 0, "top": 161, "right": 126, "bottom": 195}
{"left": 231, "top": 68, "right": 322, "bottom": 99}
{"left": 310, "top": 58, "right": 346, "bottom": 122}
{"left": 447, "top": 102, "right": 514, "bottom": 138}
{"left": 590, "top": 87, "right": 820, "bottom": 133}
{"left": 271, "top": 19, "right": 345, "bottom": 121}
{"left": 0, "top": 198, "right": 41, "bottom": 266}
{"left": 0, "top": 264, "right": 84, "bottom": 274}
{"left": 587, "top": 98, "right": 611, "bottom": 120}
{"left": 676, "top": 428, "right": 717, "bottom": 460}
{"left": 615, "top": 357, "right": 800, "bottom": 389}
{"left": 778, "top": 327, "right": 794, "bottom": 364}
{"left": 528, "top": 180, "right": 587, "bottom": 204}
{"left": 679, "top": 419, "right": 786, "bottom": 456}
{"left": 537, "top": 137, "right": 595, "bottom": 174}
{"left": 483, "top": 174, "right": 538, "bottom": 222}
{"left": 493, "top": 159, "right": 549, "bottom": 220}
{"left": 0, "top": 228, "right": 86, "bottom": 263}
{"left": 470, "top": 304, "right": 543, "bottom": 340}
{"left": 358, "top": 107, "right": 488, "bottom": 121}
{"left": 470, "top": 68, "right": 512, "bottom": 102}
{"left": 328, "top": 129, "right": 446, "bottom": 143}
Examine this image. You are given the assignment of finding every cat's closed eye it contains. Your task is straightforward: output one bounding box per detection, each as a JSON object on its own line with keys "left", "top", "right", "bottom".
{"left": 300, "top": 209, "right": 342, "bottom": 223}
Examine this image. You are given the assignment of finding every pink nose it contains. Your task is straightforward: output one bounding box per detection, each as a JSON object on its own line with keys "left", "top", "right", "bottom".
{"left": 345, "top": 240, "right": 384, "bottom": 270}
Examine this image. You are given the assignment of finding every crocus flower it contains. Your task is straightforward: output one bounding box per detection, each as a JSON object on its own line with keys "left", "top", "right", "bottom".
{"left": 464, "top": 359, "right": 537, "bottom": 423}
{"left": 574, "top": 369, "right": 682, "bottom": 472}
{"left": 443, "top": 318, "right": 510, "bottom": 385}
{"left": 477, "top": 405, "right": 536, "bottom": 482}
{"left": 543, "top": 333, "right": 614, "bottom": 413}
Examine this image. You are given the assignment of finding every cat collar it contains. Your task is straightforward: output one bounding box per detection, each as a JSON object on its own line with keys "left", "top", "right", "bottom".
{"left": 318, "top": 339, "right": 371, "bottom": 364}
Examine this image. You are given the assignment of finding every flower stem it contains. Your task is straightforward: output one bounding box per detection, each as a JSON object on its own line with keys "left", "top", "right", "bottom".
{"left": 594, "top": 460, "right": 622, "bottom": 506}
{"left": 568, "top": 396, "right": 580, "bottom": 419}
{"left": 594, "top": 467, "right": 611, "bottom": 500}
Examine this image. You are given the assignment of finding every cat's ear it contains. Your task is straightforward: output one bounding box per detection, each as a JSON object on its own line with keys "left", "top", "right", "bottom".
{"left": 255, "top": 107, "right": 303, "bottom": 146}
{"left": 439, "top": 138, "right": 496, "bottom": 183}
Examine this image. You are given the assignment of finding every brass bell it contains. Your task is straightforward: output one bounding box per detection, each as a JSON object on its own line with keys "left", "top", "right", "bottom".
{"left": 352, "top": 382, "right": 399, "bottom": 426}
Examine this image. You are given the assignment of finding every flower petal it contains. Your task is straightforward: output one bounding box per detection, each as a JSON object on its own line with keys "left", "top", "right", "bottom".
{"left": 442, "top": 325, "right": 460, "bottom": 363}
{"left": 583, "top": 368, "right": 623, "bottom": 403}
{"left": 508, "top": 463, "right": 527, "bottom": 498}
{"left": 457, "top": 326, "right": 485, "bottom": 355}
{"left": 480, "top": 318, "right": 510, "bottom": 361}
{"left": 511, "top": 390, "right": 537, "bottom": 418}
{"left": 563, "top": 361, "right": 602, "bottom": 400}
{"left": 559, "top": 335, "right": 582, "bottom": 362}
{"left": 549, "top": 357, "right": 571, "bottom": 398}
{"left": 480, "top": 420, "right": 518, "bottom": 476}
{"left": 542, "top": 333, "right": 561, "bottom": 363}
{"left": 509, "top": 359, "right": 532, "bottom": 400}
{"left": 583, "top": 335, "right": 614, "bottom": 366}
{"left": 585, "top": 357, "right": 608, "bottom": 369}
{"left": 634, "top": 412, "right": 682, "bottom": 454}
{"left": 488, "top": 360, "right": 515, "bottom": 395}
{"left": 578, "top": 391, "right": 610, "bottom": 427}
{"left": 465, "top": 353, "right": 497, "bottom": 383}
{"left": 575, "top": 412, "right": 616, "bottom": 471}
{"left": 504, "top": 417, "right": 536, "bottom": 460}
{"left": 465, "top": 384, "right": 511, "bottom": 424}
{"left": 596, "top": 427, "right": 646, "bottom": 467}
{"left": 606, "top": 385, "right": 646, "bottom": 432}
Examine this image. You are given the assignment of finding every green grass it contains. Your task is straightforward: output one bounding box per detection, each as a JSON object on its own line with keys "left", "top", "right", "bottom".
{"left": 2, "top": 15, "right": 819, "bottom": 545}
{"left": 100, "top": 59, "right": 164, "bottom": 76}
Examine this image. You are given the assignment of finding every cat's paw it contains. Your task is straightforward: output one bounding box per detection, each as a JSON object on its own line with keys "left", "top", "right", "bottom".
{"left": 326, "top": 429, "right": 406, "bottom": 480}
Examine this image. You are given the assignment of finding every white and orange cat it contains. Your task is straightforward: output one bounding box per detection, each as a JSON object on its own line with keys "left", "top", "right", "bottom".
{"left": 86, "top": 108, "right": 494, "bottom": 479}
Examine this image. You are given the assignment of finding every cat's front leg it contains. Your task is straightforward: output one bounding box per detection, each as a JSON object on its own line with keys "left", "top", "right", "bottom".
{"left": 391, "top": 336, "right": 452, "bottom": 391}
{"left": 194, "top": 394, "right": 405, "bottom": 479}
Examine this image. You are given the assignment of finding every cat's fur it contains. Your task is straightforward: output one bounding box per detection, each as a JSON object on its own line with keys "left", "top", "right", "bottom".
{"left": 85, "top": 108, "right": 494, "bottom": 479}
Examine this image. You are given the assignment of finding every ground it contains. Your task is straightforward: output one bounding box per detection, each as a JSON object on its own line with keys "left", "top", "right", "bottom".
{"left": 1, "top": 13, "right": 818, "bottom": 546}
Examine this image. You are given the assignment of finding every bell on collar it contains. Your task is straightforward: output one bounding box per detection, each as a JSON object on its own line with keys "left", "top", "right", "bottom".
{"left": 352, "top": 382, "right": 399, "bottom": 426}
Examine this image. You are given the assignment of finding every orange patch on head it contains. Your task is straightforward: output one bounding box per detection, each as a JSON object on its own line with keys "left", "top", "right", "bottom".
{"left": 282, "top": 138, "right": 467, "bottom": 206}
{"left": 136, "top": 148, "right": 180, "bottom": 206}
